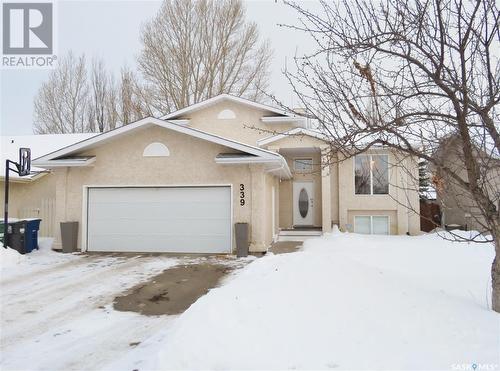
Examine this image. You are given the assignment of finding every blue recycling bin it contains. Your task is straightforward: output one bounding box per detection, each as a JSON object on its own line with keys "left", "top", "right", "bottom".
{"left": 24, "top": 219, "right": 41, "bottom": 253}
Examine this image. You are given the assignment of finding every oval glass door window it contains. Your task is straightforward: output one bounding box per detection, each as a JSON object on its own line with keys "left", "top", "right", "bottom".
{"left": 298, "top": 188, "right": 309, "bottom": 218}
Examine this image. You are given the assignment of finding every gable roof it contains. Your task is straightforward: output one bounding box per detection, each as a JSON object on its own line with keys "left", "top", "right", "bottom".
{"left": 160, "top": 94, "right": 302, "bottom": 120}
{"left": 32, "top": 117, "right": 292, "bottom": 178}
{"left": 257, "top": 127, "right": 328, "bottom": 146}
{"left": 1, "top": 133, "right": 97, "bottom": 182}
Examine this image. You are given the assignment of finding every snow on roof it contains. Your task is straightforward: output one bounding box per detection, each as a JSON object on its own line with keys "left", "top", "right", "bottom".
{"left": 1, "top": 133, "right": 98, "bottom": 181}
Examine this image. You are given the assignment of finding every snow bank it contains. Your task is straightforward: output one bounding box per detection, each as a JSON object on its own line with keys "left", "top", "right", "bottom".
{"left": 157, "top": 232, "right": 498, "bottom": 370}
{"left": 0, "top": 237, "right": 55, "bottom": 270}
{"left": 0, "top": 237, "right": 81, "bottom": 283}
{"left": 0, "top": 244, "right": 24, "bottom": 268}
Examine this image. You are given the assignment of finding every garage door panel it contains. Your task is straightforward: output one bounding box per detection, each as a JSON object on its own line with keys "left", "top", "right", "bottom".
{"left": 89, "top": 201, "right": 230, "bottom": 219}
{"left": 90, "top": 234, "right": 229, "bottom": 253}
{"left": 89, "top": 218, "right": 229, "bottom": 235}
{"left": 87, "top": 187, "right": 231, "bottom": 253}
{"left": 90, "top": 188, "right": 229, "bottom": 203}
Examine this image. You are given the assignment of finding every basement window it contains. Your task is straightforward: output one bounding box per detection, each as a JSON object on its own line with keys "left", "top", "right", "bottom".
{"left": 354, "top": 215, "right": 390, "bottom": 235}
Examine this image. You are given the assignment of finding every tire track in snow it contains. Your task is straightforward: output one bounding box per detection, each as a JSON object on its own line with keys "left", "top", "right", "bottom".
{"left": 1, "top": 256, "right": 176, "bottom": 349}
{"left": 0, "top": 255, "right": 90, "bottom": 287}
{"left": 1, "top": 256, "right": 135, "bottom": 303}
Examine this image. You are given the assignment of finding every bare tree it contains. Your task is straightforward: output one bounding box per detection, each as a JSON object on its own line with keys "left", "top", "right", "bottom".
{"left": 89, "top": 57, "right": 108, "bottom": 132}
{"left": 105, "top": 75, "right": 120, "bottom": 131}
{"left": 33, "top": 52, "right": 154, "bottom": 133}
{"left": 34, "top": 52, "right": 88, "bottom": 133}
{"left": 138, "top": 0, "right": 272, "bottom": 113}
{"left": 282, "top": 0, "right": 500, "bottom": 311}
{"left": 118, "top": 67, "right": 152, "bottom": 125}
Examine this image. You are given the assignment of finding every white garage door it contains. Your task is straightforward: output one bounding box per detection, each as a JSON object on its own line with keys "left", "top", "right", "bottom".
{"left": 86, "top": 186, "right": 231, "bottom": 253}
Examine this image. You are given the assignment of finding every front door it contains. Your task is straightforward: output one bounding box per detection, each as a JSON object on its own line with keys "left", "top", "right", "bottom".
{"left": 293, "top": 181, "right": 314, "bottom": 226}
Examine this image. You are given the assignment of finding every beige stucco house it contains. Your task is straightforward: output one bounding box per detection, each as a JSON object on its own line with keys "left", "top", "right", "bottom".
{"left": 1, "top": 94, "right": 420, "bottom": 253}
{"left": 432, "top": 135, "right": 500, "bottom": 232}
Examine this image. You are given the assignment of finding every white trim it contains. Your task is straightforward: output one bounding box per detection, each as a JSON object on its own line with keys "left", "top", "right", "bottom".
{"left": 272, "top": 185, "right": 276, "bottom": 241}
{"left": 160, "top": 94, "right": 298, "bottom": 120}
{"left": 215, "top": 157, "right": 292, "bottom": 179}
{"left": 0, "top": 172, "right": 48, "bottom": 183}
{"left": 167, "top": 119, "right": 190, "bottom": 125}
{"left": 81, "top": 186, "right": 89, "bottom": 252}
{"left": 33, "top": 117, "right": 282, "bottom": 163}
{"left": 353, "top": 215, "right": 390, "bottom": 235}
{"left": 34, "top": 157, "right": 96, "bottom": 168}
{"left": 215, "top": 157, "right": 279, "bottom": 164}
{"left": 82, "top": 184, "right": 234, "bottom": 253}
{"left": 257, "top": 127, "right": 327, "bottom": 146}
{"left": 261, "top": 116, "right": 306, "bottom": 124}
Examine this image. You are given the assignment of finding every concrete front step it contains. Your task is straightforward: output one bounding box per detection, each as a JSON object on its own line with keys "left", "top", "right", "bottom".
{"left": 278, "top": 229, "right": 322, "bottom": 242}
{"left": 279, "top": 230, "right": 322, "bottom": 236}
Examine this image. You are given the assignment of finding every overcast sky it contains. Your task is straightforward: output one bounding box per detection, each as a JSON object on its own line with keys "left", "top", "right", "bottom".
{"left": 0, "top": 0, "right": 321, "bottom": 135}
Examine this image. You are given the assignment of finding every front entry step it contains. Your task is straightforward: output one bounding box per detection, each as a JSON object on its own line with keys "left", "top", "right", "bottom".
{"left": 278, "top": 229, "right": 322, "bottom": 242}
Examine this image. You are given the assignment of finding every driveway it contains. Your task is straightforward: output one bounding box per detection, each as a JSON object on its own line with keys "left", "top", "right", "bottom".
{"left": 0, "top": 250, "right": 249, "bottom": 370}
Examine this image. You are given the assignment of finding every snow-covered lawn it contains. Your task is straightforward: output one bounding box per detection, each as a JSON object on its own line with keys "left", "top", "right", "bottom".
{"left": 1, "top": 231, "right": 498, "bottom": 371}
{"left": 155, "top": 231, "right": 499, "bottom": 370}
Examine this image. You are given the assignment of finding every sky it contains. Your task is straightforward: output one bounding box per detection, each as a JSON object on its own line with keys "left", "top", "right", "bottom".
{"left": 0, "top": 0, "right": 321, "bottom": 135}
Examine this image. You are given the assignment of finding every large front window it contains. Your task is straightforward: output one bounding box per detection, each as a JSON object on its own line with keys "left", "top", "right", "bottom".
{"left": 354, "top": 154, "right": 389, "bottom": 195}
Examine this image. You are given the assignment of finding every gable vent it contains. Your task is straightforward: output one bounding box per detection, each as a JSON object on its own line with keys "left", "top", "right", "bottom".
{"left": 143, "top": 142, "right": 170, "bottom": 157}
{"left": 217, "top": 109, "right": 236, "bottom": 119}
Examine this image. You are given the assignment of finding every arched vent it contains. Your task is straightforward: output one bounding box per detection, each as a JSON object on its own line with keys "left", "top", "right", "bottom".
{"left": 143, "top": 142, "right": 170, "bottom": 157}
{"left": 217, "top": 109, "right": 236, "bottom": 119}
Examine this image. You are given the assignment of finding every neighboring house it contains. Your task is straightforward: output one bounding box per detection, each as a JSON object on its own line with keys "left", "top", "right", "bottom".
{"left": 431, "top": 134, "right": 500, "bottom": 232}
{"left": 0, "top": 94, "right": 420, "bottom": 254}
{"left": 0, "top": 133, "right": 97, "bottom": 237}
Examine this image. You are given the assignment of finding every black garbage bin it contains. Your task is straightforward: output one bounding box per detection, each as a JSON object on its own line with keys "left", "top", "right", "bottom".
{"left": 8, "top": 220, "right": 27, "bottom": 254}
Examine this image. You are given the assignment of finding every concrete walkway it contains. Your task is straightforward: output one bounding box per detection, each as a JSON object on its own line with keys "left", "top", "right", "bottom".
{"left": 269, "top": 241, "right": 303, "bottom": 254}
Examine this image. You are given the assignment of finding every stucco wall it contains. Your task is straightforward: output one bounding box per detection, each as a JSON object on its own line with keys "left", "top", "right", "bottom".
{"left": 0, "top": 174, "right": 56, "bottom": 236}
{"left": 264, "top": 135, "right": 421, "bottom": 235}
{"left": 434, "top": 139, "right": 499, "bottom": 231}
{"left": 175, "top": 100, "right": 294, "bottom": 146}
{"left": 52, "top": 125, "right": 274, "bottom": 252}
{"left": 337, "top": 150, "right": 420, "bottom": 235}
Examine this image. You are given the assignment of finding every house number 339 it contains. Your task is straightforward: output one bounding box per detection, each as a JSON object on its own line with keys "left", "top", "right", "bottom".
{"left": 239, "top": 184, "right": 245, "bottom": 206}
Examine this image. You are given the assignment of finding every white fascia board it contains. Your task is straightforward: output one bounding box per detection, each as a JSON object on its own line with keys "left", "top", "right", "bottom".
{"left": 33, "top": 157, "right": 96, "bottom": 168}
{"left": 33, "top": 118, "right": 153, "bottom": 162}
{"left": 34, "top": 117, "right": 282, "bottom": 164}
{"left": 168, "top": 119, "right": 190, "bottom": 125}
{"left": 257, "top": 128, "right": 327, "bottom": 146}
{"left": 215, "top": 155, "right": 292, "bottom": 179}
{"left": 261, "top": 116, "right": 307, "bottom": 124}
{"left": 0, "top": 176, "right": 33, "bottom": 183}
{"left": 160, "top": 94, "right": 298, "bottom": 120}
{"left": 0, "top": 172, "right": 48, "bottom": 183}
{"left": 215, "top": 157, "right": 279, "bottom": 164}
